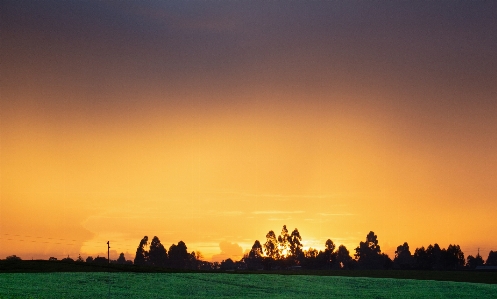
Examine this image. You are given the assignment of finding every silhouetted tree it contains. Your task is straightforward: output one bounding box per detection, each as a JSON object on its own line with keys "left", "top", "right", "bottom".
{"left": 220, "top": 258, "right": 235, "bottom": 271}
{"left": 245, "top": 240, "right": 264, "bottom": 270}
{"left": 168, "top": 241, "right": 189, "bottom": 269}
{"left": 336, "top": 245, "right": 353, "bottom": 269}
{"left": 134, "top": 236, "right": 149, "bottom": 266}
{"left": 288, "top": 228, "right": 302, "bottom": 258}
{"left": 282, "top": 228, "right": 304, "bottom": 266}
{"left": 192, "top": 251, "right": 204, "bottom": 261}
{"left": 149, "top": 236, "right": 168, "bottom": 267}
{"left": 303, "top": 248, "right": 320, "bottom": 269}
{"left": 264, "top": 230, "right": 280, "bottom": 260}
{"left": 117, "top": 253, "right": 126, "bottom": 264}
{"left": 76, "top": 254, "right": 84, "bottom": 263}
{"left": 466, "top": 254, "right": 484, "bottom": 269}
{"left": 486, "top": 250, "right": 497, "bottom": 266}
{"left": 187, "top": 252, "right": 196, "bottom": 269}
{"left": 6, "top": 255, "right": 21, "bottom": 261}
{"left": 306, "top": 248, "right": 319, "bottom": 259}
{"left": 323, "top": 239, "right": 336, "bottom": 269}
{"left": 325, "top": 239, "right": 336, "bottom": 253}
{"left": 189, "top": 251, "right": 203, "bottom": 270}
{"left": 394, "top": 242, "right": 413, "bottom": 269}
{"left": 355, "top": 231, "right": 383, "bottom": 269}
{"left": 444, "top": 244, "right": 465, "bottom": 270}
{"left": 85, "top": 256, "right": 94, "bottom": 263}
{"left": 277, "top": 225, "right": 290, "bottom": 258}
{"left": 381, "top": 253, "right": 393, "bottom": 269}
{"left": 61, "top": 256, "right": 74, "bottom": 262}
{"left": 198, "top": 259, "right": 212, "bottom": 270}
{"left": 212, "top": 261, "right": 220, "bottom": 270}
{"left": 413, "top": 247, "right": 431, "bottom": 270}
{"left": 250, "top": 240, "right": 264, "bottom": 259}
{"left": 426, "top": 244, "right": 443, "bottom": 270}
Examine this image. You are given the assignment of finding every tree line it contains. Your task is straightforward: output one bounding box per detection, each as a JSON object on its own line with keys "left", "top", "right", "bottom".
{"left": 127, "top": 225, "right": 496, "bottom": 271}
{"left": 4, "top": 225, "right": 496, "bottom": 271}
{"left": 244, "top": 226, "right": 496, "bottom": 271}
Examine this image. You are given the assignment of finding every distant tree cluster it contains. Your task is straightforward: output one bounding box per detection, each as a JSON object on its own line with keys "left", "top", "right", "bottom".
{"left": 45, "top": 253, "right": 132, "bottom": 265}
{"left": 88, "top": 254, "right": 133, "bottom": 265}
{"left": 243, "top": 225, "right": 356, "bottom": 270}
{"left": 5, "top": 255, "right": 21, "bottom": 261}
{"left": 409, "top": 244, "right": 466, "bottom": 270}
{"left": 132, "top": 236, "right": 206, "bottom": 269}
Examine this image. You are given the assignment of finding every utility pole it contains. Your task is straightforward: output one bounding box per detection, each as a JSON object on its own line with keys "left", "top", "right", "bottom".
{"left": 107, "top": 241, "right": 110, "bottom": 264}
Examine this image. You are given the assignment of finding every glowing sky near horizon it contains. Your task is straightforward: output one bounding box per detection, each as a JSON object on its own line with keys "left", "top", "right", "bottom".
{"left": 1, "top": 1, "right": 496, "bottom": 262}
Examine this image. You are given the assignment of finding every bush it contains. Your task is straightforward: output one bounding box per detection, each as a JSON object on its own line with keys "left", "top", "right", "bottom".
{"left": 6, "top": 255, "right": 22, "bottom": 261}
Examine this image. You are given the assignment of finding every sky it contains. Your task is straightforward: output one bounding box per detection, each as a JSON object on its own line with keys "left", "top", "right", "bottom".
{"left": 1, "top": 1, "right": 496, "bottom": 262}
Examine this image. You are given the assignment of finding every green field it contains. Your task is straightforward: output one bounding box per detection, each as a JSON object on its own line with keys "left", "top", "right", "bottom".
{"left": 1, "top": 272, "right": 496, "bottom": 298}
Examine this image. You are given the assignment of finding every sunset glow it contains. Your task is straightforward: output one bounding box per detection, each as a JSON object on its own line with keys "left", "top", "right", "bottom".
{"left": 1, "top": 1, "right": 496, "bottom": 262}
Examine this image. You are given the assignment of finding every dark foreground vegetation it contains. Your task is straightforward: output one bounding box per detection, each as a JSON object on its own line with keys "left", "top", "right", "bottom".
{"left": 1, "top": 260, "right": 496, "bottom": 285}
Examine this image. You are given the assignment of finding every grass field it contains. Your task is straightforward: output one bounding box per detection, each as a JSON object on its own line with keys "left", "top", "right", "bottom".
{"left": 2, "top": 260, "right": 497, "bottom": 284}
{"left": 0, "top": 272, "right": 496, "bottom": 298}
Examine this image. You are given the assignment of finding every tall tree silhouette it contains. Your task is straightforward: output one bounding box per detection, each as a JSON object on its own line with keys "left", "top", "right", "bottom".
{"left": 264, "top": 230, "right": 280, "bottom": 260}
{"left": 486, "top": 251, "right": 497, "bottom": 266}
{"left": 149, "top": 236, "right": 168, "bottom": 267}
{"left": 134, "top": 236, "right": 149, "bottom": 265}
{"left": 466, "top": 254, "right": 484, "bottom": 269}
{"left": 169, "top": 241, "right": 189, "bottom": 269}
{"left": 394, "top": 242, "right": 413, "bottom": 269}
{"left": 336, "top": 245, "right": 353, "bottom": 269}
{"left": 323, "top": 239, "right": 336, "bottom": 268}
{"left": 278, "top": 225, "right": 290, "bottom": 257}
{"left": 444, "top": 244, "right": 465, "bottom": 270}
{"left": 288, "top": 228, "right": 303, "bottom": 263}
{"left": 426, "top": 244, "right": 443, "bottom": 270}
{"left": 325, "top": 239, "right": 336, "bottom": 253}
{"left": 355, "top": 231, "right": 383, "bottom": 269}
{"left": 245, "top": 240, "right": 264, "bottom": 270}
{"left": 249, "top": 240, "right": 263, "bottom": 259}
{"left": 413, "top": 247, "right": 431, "bottom": 270}
{"left": 277, "top": 225, "right": 290, "bottom": 257}
{"left": 188, "top": 251, "right": 201, "bottom": 269}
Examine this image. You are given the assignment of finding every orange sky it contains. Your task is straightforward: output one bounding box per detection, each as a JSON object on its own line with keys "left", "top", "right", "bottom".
{"left": 1, "top": 1, "right": 496, "bottom": 262}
